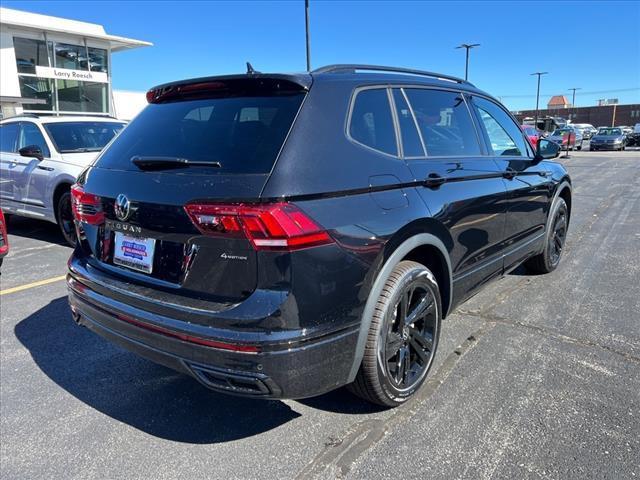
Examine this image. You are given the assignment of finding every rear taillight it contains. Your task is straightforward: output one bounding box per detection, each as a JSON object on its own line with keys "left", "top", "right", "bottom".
{"left": 71, "top": 184, "right": 104, "bottom": 225}
{"left": 184, "top": 203, "right": 333, "bottom": 251}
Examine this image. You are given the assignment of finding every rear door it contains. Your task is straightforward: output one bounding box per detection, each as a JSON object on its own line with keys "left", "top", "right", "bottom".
{"left": 76, "top": 79, "right": 307, "bottom": 306}
{"left": 393, "top": 87, "right": 508, "bottom": 301}
{"left": 469, "top": 95, "right": 553, "bottom": 271}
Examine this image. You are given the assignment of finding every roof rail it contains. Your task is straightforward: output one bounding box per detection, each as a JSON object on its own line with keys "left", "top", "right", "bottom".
{"left": 312, "top": 64, "right": 471, "bottom": 85}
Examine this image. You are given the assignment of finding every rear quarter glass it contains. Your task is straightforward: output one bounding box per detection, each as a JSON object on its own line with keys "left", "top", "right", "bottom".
{"left": 93, "top": 93, "right": 305, "bottom": 174}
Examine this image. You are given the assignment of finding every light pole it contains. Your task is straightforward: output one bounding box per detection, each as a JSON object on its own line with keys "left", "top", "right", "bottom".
{"left": 305, "top": 0, "right": 311, "bottom": 71}
{"left": 568, "top": 87, "right": 581, "bottom": 121}
{"left": 456, "top": 43, "right": 480, "bottom": 81}
{"left": 530, "top": 71, "right": 548, "bottom": 130}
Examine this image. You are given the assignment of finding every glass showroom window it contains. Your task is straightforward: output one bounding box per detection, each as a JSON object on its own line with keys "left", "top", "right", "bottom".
{"left": 56, "top": 80, "right": 107, "bottom": 113}
{"left": 18, "top": 77, "right": 54, "bottom": 111}
{"left": 13, "top": 37, "right": 51, "bottom": 74}
{"left": 55, "top": 42, "right": 85, "bottom": 70}
{"left": 88, "top": 47, "right": 108, "bottom": 73}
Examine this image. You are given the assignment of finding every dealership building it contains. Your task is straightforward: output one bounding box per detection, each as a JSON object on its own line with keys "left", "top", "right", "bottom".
{"left": 0, "top": 7, "right": 151, "bottom": 119}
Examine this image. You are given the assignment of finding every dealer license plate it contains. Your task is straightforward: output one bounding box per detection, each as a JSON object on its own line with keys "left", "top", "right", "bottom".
{"left": 113, "top": 232, "right": 155, "bottom": 274}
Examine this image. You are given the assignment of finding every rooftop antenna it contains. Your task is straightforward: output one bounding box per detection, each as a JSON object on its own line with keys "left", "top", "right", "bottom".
{"left": 246, "top": 62, "right": 259, "bottom": 75}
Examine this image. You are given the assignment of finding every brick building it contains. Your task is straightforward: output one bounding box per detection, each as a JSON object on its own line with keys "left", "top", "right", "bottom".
{"left": 513, "top": 103, "right": 640, "bottom": 127}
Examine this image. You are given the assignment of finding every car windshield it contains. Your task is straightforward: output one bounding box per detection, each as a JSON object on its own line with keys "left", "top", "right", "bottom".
{"left": 43, "top": 121, "right": 125, "bottom": 153}
{"left": 552, "top": 129, "right": 571, "bottom": 136}
{"left": 597, "top": 128, "right": 622, "bottom": 136}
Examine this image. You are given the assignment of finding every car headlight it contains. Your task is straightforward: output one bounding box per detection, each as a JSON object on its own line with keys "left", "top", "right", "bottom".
{"left": 614, "top": 139, "right": 622, "bottom": 143}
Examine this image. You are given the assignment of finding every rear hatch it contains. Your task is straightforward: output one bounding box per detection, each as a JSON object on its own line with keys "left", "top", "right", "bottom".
{"left": 73, "top": 76, "right": 309, "bottom": 306}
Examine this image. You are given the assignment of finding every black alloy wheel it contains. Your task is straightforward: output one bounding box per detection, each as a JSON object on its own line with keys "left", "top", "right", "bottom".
{"left": 57, "top": 191, "right": 76, "bottom": 247}
{"left": 525, "top": 197, "right": 569, "bottom": 274}
{"left": 349, "top": 260, "right": 441, "bottom": 407}
{"left": 548, "top": 201, "right": 568, "bottom": 268}
{"left": 382, "top": 279, "right": 437, "bottom": 389}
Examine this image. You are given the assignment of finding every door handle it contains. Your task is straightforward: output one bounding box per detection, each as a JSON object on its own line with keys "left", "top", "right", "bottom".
{"left": 502, "top": 168, "right": 517, "bottom": 180}
{"left": 424, "top": 173, "right": 446, "bottom": 189}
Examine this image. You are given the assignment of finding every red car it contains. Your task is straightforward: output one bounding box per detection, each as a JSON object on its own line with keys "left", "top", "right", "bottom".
{"left": 0, "top": 210, "right": 8, "bottom": 269}
{"left": 521, "top": 125, "right": 542, "bottom": 148}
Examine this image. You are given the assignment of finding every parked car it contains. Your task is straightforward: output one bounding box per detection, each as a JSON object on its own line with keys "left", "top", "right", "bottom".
{"left": 0, "top": 115, "right": 126, "bottom": 245}
{"left": 590, "top": 127, "right": 627, "bottom": 151}
{"left": 0, "top": 209, "right": 8, "bottom": 269}
{"left": 66, "top": 64, "right": 570, "bottom": 407}
{"left": 521, "top": 124, "right": 542, "bottom": 147}
{"left": 628, "top": 123, "right": 640, "bottom": 146}
{"left": 571, "top": 123, "right": 596, "bottom": 140}
{"left": 548, "top": 127, "right": 583, "bottom": 150}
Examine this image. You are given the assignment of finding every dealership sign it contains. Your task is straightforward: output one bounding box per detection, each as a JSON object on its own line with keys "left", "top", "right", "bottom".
{"left": 35, "top": 66, "right": 108, "bottom": 83}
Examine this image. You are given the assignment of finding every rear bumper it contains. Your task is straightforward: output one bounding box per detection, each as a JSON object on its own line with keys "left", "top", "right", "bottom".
{"left": 67, "top": 272, "right": 360, "bottom": 399}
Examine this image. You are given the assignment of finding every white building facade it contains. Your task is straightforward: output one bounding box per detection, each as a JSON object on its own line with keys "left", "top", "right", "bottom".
{"left": 0, "top": 7, "right": 151, "bottom": 119}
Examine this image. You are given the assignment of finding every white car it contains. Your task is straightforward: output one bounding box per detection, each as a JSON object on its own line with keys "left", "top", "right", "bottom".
{"left": 0, "top": 115, "right": 126, "bottom": 245}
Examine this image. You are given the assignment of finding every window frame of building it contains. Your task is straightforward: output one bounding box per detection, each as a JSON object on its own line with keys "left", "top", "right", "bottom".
{"left": 13, "top": 35, "right": 112, "bottom": 116}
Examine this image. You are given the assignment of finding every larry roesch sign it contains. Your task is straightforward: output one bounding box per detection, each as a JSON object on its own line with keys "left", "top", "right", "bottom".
{"left": 35, "top": 66, "right": 108, "bottom": 83}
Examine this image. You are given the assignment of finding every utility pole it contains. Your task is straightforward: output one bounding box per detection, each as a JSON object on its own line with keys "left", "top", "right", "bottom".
{"left": 530, "top": 72, "right": 548, "bottom": 130}
{"left": 456, "top": 43, "right": 480, "bottom": 81}
{"left": 305, "top": 0, "right": 311, "bottom": 71}
{"left": 568, "top": 87, "right": 581, "bottom": 121}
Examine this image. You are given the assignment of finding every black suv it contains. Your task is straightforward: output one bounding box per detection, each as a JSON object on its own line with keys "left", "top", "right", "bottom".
{"left": 67, "top": 65, "right": 570, "bottom": 406}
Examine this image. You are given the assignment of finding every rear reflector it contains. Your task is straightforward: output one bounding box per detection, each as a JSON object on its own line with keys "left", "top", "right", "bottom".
{"left": 71, "top": 184, "right": 104, "bottom": 225}
{"left": 184, "top": 202, "right": 333, "bottom": 251}
{"left": 115, "top": 312, "right": 260, "bottom": 353}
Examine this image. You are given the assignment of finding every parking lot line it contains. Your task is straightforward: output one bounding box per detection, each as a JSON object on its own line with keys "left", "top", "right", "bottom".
{"left": 0, "top": 275, "right": 66, "bottom": 296}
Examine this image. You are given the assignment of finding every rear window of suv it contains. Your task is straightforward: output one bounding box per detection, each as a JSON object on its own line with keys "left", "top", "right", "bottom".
{"left": 95, "top": 93, "right": 305, "bottom": 174}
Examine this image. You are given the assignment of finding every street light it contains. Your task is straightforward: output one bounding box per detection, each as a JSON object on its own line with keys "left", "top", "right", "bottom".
{"left": 305, "top": 0, "right": 311, "bottom": 71}
{"left": 456, "top": 43, "right": 480, "bottom": 81}
{"left": 530, "top": 71, "right": 548, "bottom": 130}
{"left": 568, "top": 87, "right": 581, "bottom": 121}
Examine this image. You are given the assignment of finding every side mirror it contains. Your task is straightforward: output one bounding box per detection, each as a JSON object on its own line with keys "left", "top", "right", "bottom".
{"left": 18, "top": 145, "right": 44, "bottom": 161}
{"left": 535, "top": 138, "right": 560, "bottom": 160}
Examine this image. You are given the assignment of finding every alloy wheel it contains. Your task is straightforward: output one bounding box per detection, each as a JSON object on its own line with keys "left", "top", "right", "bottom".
{"left": 549, "top": 205, "right": 567, "bottom": 266}
{"left": 382, "top": 279, "right": 437, "bottom": 390}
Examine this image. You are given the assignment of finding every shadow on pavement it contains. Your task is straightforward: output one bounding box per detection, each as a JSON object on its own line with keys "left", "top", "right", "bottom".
{"left": 14, "top": 296, "right": 303, "bottom": 444}
{"left": 6, "top": 216, "right": 68, "bottom": 247}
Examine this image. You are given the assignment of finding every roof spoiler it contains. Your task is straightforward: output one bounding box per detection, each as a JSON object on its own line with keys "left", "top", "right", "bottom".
{"left": 146, "top": 73, "right": 312, "bottom": 104}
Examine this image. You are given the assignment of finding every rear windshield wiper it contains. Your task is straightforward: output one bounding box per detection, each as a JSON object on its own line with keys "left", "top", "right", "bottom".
{"left": 131, "top": 156, "right": 222, "bottom": 170}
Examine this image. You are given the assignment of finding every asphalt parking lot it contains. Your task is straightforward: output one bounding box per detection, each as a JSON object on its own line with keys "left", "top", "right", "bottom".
{"left": 1, "top": 147, "right": 639, "bottom": 479}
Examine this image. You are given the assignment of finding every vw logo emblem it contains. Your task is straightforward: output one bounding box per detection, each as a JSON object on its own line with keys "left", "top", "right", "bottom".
{"left": 114, "top": 194, "right": 131, "bottom": 221}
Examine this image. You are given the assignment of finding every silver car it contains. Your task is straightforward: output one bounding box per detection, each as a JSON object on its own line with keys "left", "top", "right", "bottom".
{"left": 0, "top": 115, "right": 125, "bottom": 245}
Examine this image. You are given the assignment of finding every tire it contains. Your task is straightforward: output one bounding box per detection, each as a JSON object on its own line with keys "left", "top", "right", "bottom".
{"left": 348, "top": 260, "right": 441, "bottom": 407}
{"left": 525, "top": 197, "right": 569, "bottom": 274}
{"left": 56, "top": 191, "right": 76, "bottom": 247}
{"left": 577, "top": 141, "right": 582, "bottom": 151}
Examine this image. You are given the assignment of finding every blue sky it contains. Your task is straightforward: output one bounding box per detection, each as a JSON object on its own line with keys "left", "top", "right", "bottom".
{"left": 5, "top": 0, "right": 640, "bottom": 110}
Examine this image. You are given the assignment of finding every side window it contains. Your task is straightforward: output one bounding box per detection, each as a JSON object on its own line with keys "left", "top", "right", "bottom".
{"left": 473, "top": 97, "right": 529, "bottom": 157}
{"left": 0, "top": 123, "right": 20, "bottom": 153}
{"left": 349, "top": 88, "right": 397, "bottom": 156}
{"left": 404, "top": 89, "right": 481, "bottom": 157}
{"left": 392, "top": 89, "right": 425, "bottom": 157}
{"left": 18, "top": 122, "right": 50, "bottom": 157}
